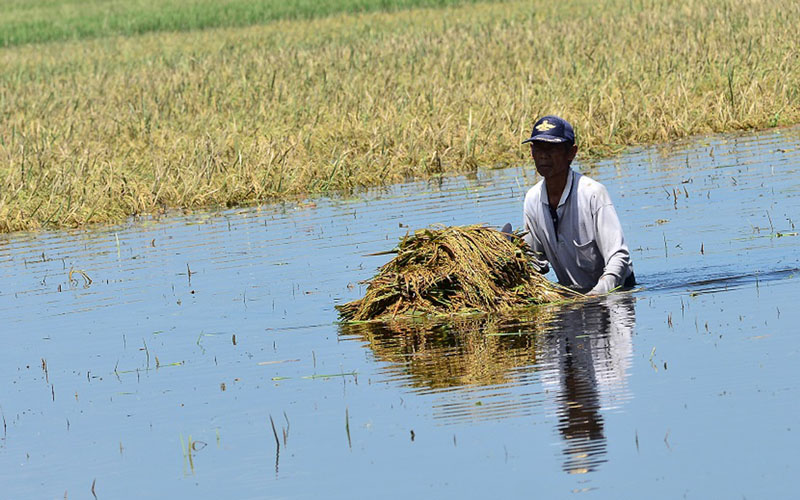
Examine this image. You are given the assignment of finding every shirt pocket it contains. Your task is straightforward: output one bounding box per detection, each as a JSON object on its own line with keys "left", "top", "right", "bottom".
{"left": 573, "top": 239, "right": 601, "bottom": 272}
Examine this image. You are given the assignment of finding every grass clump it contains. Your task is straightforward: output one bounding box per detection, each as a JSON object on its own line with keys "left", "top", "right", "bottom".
{"left": 336, "top": 225, "right": 578, "bottom": 321}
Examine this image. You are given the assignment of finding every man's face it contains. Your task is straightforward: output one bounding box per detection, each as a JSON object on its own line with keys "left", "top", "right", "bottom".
{"left": 530, "top": 141, "right": 577, "bottom": 181}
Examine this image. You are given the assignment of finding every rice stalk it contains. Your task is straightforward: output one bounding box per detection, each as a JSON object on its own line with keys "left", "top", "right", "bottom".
{"left": 337, "top": 225, "right": 579, "bottom": 321}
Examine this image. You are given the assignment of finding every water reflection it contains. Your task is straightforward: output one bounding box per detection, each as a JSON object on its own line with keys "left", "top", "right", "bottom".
{"left": 540, "top": 295, "right": 635, "bottom": 474}
{"left": 340, "top": 307, "right": 556, "bottom": 389}
{"left": 340, "top": 294, "right": 636, "bottom": 475}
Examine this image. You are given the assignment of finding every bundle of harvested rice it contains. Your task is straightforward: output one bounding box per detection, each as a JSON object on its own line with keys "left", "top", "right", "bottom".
{"left": 337, "top": 225, "right": 578, "bottom": 321}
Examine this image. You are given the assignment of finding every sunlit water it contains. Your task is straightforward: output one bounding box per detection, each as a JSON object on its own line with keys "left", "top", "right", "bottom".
{"left": 1, "top": 126, "right": 799, "bottom": 498}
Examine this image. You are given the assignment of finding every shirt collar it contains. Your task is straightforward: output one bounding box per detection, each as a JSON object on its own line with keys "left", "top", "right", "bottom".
{"left": 540, "top": 168, "right": 574, "bottom": 208}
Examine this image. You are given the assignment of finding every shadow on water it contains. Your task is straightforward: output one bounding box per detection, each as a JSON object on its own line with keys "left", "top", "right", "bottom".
{"left": 340, "top": 294, "right": 636, "bottom": 475}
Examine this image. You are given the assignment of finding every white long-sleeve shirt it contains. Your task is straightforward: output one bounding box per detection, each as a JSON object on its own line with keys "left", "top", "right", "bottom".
{"left": 523, "top": 169, "right": 633, "bottom": 291}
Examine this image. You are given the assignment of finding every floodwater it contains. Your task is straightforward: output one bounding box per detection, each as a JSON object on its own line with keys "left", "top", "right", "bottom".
{"left": 1, "top": 126, "right": 799, "bottom": 499}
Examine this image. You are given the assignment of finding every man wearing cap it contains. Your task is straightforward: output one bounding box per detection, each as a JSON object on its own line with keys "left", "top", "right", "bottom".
{"left": 519, "top": 115, "right": 635, "bottom": 295}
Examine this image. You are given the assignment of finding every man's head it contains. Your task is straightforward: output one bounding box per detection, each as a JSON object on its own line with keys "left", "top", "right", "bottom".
{"left": 522, "top": 115, "right": 577, "bottom": 181}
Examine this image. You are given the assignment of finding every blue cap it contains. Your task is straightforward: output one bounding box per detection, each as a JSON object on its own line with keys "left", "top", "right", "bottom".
{"left": 522, "top": 115, "right": 575, "bottom": 145}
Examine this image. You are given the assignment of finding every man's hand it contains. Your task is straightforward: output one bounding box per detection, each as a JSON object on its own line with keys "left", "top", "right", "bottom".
{"left": 587, "top": 274, "right": 618, "bottom": 295}
{"left": 500, "top": 222, "right": 514, "bottom": 242}
{"left": 532, "top": 260, "right": 550, "bottom": 275}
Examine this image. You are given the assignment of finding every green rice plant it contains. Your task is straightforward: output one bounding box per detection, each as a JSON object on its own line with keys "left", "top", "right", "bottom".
{"left": 0, "top": 0, "right": 503, "bottom": 47}
{"left": 0, "top": 0, "right": 798, "bottom": 232}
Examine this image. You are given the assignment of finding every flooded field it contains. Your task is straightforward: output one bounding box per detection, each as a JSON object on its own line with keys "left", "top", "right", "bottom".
{"left": 1, "top": 126, "right": 799, "bottom": 498}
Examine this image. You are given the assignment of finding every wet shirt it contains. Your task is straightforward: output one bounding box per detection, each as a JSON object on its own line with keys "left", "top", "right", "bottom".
{"left": 523, "top": 169, "right": 633, "bottom": 291}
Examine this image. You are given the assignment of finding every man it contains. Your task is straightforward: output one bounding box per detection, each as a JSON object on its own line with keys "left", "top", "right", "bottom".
{"left": 520, "top": 115, "right": 635, "bottom": 295}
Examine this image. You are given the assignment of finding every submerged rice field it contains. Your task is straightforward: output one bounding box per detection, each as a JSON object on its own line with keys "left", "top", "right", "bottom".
{"left": 2, "top": 0, "right": 800, "bottom": 495}
{"left": 1, "top": 0, "right": 799, "bottom": 231}
{"left": 1, "top": 127, "right": 798, "bottom": 497}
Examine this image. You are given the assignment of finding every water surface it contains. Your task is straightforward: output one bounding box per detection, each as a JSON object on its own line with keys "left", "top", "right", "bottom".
{"left": 1, "top": 126, "right": 799, "bottom": 498}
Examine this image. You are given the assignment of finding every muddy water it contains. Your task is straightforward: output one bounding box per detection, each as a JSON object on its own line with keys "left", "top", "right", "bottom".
{"left": 1, "top": 126, "right": 799, "bottom": 498}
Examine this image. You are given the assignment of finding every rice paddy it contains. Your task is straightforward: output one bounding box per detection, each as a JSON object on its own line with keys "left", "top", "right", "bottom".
{"left": 1, "top": 0, "right": 799, "bottom": 233}
{"left": 3, "top": 127, "right": 799, "bottom": 497}
{"left": 0, "top": 0, "right": 496, "bottom": 47}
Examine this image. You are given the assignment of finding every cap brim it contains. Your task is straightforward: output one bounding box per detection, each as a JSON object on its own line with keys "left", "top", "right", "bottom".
{"left": 521, "top": 135, "right": 569, "bottom": 144}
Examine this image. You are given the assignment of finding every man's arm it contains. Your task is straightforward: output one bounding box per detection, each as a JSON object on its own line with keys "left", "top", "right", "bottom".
{"left": 523, "top": 211, "right": 550, "bottom": 275}
{"left": 588, "top": 191, "right": 632, "bottom": 294}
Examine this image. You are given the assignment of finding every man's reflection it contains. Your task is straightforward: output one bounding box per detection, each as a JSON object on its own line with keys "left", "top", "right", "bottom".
{"left": 538, "top": 294, "right": 635, "bottom": 474}
{"left": 339, "top": 294, "right": 636, "bottom": 475}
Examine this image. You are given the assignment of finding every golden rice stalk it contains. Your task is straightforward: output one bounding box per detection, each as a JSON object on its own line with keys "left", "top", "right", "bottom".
{"left": 337, "top": 225, "right": 578, "bottom": 321}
